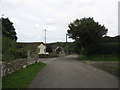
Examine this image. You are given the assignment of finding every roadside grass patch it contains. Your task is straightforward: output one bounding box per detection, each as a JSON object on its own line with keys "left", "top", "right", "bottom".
{"left": 3, "top": 62, "right": 46, "bottom": 88}
{"left": 79, "top": 54, "right": 119, "bottom": 77}
{"left": 79, "top": 54, "right": 119, "bottom": 61}
{"left": 99, "top": 66, "right": 119, "bottom": 77}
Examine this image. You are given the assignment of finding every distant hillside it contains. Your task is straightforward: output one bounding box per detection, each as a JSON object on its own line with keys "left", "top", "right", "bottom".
{"left": 102, "top": 35, "right": 120, "bottom": 43}
{"left": 47, "top": 42, "right": 77, "bottom": 54}
{"left": 17, "top": 42, "right": 44, "bottom": 48}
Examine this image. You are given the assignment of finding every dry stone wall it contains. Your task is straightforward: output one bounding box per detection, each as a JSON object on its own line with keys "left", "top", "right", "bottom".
{"left": 2, "top": 53, "right": 40, "bottom": 76}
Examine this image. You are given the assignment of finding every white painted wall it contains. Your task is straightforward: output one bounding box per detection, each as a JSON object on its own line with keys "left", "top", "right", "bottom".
{"left": 37, "top": 44, "right": 46, "bottom": 54}
{"left": 37, "top": 43, "right": 49, "bottom": 55}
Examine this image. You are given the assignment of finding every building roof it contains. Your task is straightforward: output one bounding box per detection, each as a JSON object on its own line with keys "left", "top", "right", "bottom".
{"left": 17, "top": 42, "right": 45, "bottom": 47}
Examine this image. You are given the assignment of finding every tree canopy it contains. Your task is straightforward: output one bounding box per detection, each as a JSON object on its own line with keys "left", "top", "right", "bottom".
{"left": 67, "top": 17, "right": 108, "bottom": 55}
{"left": 1, "top": 17, "right": 17, "bottom": 41}
{"left": 46, "top": 45, "right": 53, "bottom": 54}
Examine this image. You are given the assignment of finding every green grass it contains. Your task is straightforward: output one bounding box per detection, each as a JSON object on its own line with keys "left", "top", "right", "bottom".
{"left": 79, "top": 54, "right": 119, "bottom": 61}
{"left": 79, "top": 54, "right": 119, "bottom": 77}
{"left": 2, "top": 62, "right": 46, "bottom": 88}
{"left": 99, "top": 66, "right": 119, "bottom": 77}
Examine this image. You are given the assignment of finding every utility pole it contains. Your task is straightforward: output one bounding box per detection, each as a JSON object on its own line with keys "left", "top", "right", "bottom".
{"left": 66, "top": 33, "right": 68, "bottom": 55}
{"left": 2, "top": 14, "right": 4, "bottom": 17}
{"left": 45, "top": 29, "right": 46, "bottom": 57}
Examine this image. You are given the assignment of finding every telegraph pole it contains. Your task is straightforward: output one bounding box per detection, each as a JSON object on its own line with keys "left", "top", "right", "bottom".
{"left": 2, "top": 14, "right": 4, "bottom": 17}
{"left": 45, "top": 29, "right": 46, "bottom": 57}
{"left": 66, "top": 33, "right": 68, "bottom": 55}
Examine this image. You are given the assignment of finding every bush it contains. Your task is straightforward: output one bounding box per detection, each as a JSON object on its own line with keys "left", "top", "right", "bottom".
{"left": 46, "top": 45, "right": 53, "bottom": 54}
{"left": 49, "top": 52, "right": 58, "bottom": 58}
{"left": 80, "top": 42, "right": 119, "bottom": 56}
{"left": 2, "top": 37, "right": 28, "bottom": 62}
{"left": 19, "top": 50, "right": 28, "bottom": 58}
{"left": 98, "top": 43, "right": 119, "bottom": 55}
{"left": 79, "top": 54, "right": 119, "bottom": 61}
{"left": 2, "top": 37, "right": 17, "bottom": 61}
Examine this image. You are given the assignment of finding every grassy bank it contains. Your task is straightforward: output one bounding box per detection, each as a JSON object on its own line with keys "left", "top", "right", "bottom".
{"left": 2, "top": 36, "right": 37, "bottom": 62}
{"left": 79, "top": 54, "right": 119, "bottom": 77}
{"left": 2, "top": 62, "right": 46, "bottom": 88}
{"left": 79, "top": 54, "right": 119, "bottom": 61}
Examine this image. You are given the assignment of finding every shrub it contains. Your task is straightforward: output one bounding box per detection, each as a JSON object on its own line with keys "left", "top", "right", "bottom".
{"left": 49, "top": 52, "right": 58, "bottom": 57}
{"left": 80, "top": 42, "right": 119, "bottom": 56}
{"left": 98, "top": 43, "right": 119, "bottom": 55}
{"left": 2, "top": 36, "right": 17, "bottom": 61}
{"left": 2, "top": 37, "right": 28, "bottom": 62}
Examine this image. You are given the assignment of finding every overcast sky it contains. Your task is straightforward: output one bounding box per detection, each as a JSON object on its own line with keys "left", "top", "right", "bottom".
{"left": 0, "top": 0, "right": 119, "bottom": 43}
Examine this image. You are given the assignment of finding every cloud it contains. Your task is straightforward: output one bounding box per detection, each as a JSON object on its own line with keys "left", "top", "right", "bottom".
{"left": 43, "top": 25, "right": 57, "bottom": 31}
{"left": 9, "top": 18, "right": 18, "bottom": 24}
{"left": 45, "top": 18, "right": 57, "bottom": 25}
{"left": 0, "top": 0, "right": 119, "bottom": 43}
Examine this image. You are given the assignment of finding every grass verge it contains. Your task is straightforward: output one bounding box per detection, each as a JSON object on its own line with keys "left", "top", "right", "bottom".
{"left": 2, "top": 62, "right": 46, "bottom": 88}
{"left": 88, "top": 62, "right": 119, "bottom": 77}
{"left": 79, "top": 54, "right": 119, "bottom": 61}
{"left": 79, "top": 54, "right": 119, "bottom": 77}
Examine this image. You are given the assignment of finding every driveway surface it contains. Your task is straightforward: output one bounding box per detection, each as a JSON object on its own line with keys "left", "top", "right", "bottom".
{"left": 29, "top": 55, "right": 118, "bottom": 88}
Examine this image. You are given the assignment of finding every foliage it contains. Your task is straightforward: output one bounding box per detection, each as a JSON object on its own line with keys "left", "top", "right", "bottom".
{"left": 49, "top": 52, "right": 58, "bottom": 58}
{"left": 0, "top": 35, "right": 2, "bottom": 53}
{"left": 2, "top": 17, "right": 21, "bottom": 62}
{"left": 49, "top": 42, "right": 77, "bottom": 54}
{"left": 46, "top": 45, "right": 53, "bottom": 54}
{"left": 18, "top": 50, "right": 28, "bottom": 58}
{"left": 73, "top": 40, "right": 82, "bottom": 54}
{"left": 2, "top": 36, "right": 20, "bottom": 62}
{"left": 2, "top": 37, "right": 39, "bottom": 61}
{"left": 102, "top": 35, "right": 120, "bottom": 43}
{"left": 98, "top": 35, "right": 120, "bottom": 55}
{"left": 67, "top": 17, "right": 108, "bottom": 55}
{"left": 2, "top": 36, "right": 39, "bottom": 62}
{"left": 48, "top": 42, "right": 66, "bottom": 49}
{"left": 98, "top": 43, "right": 119, "bottom": 55}
{"left": 18, "top": 44, "right": 37, "bottom": 55}
{"left": 3, "top": 62, "right": 46, "bottom": 88}
{"left": 79, "top": 54, "right": 119, "bottom": 61}
{"left": 1, "top": 17, "right": 17, "bottom": 41}
{"left": 55, "top": 47, "right": 62, "bottom": 54}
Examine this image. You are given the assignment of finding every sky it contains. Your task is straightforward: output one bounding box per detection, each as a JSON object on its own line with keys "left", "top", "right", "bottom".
{"left": 0, "top": 0, "right": 119, "bottom": 43}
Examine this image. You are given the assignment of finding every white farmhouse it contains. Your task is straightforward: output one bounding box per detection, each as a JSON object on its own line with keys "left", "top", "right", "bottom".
{"left": 17, "top": 42, "right": 49, "bottom": 57}
{"left": 37, "top": 43, "right": 49, "bottom": 56}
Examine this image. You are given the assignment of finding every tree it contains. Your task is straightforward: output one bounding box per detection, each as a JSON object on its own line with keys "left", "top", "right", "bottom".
{"left": 1, "top": 17, "right": 17, "bottom": 41}
{"left": 46, "top": 45, "right": 53, "bottom": 54}
{"left": 74, "top": 40, "right": 82, "bottom": 54}
{"left": 56, "top": 47, "right": 62, "bottom": 54}
{"left": 67, "top": 17, "right": 108, "bottom": 55}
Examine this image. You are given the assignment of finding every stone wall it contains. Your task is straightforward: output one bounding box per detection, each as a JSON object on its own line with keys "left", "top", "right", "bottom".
{"left": 2, "top": 53, "right": 40, "bottom": 76}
